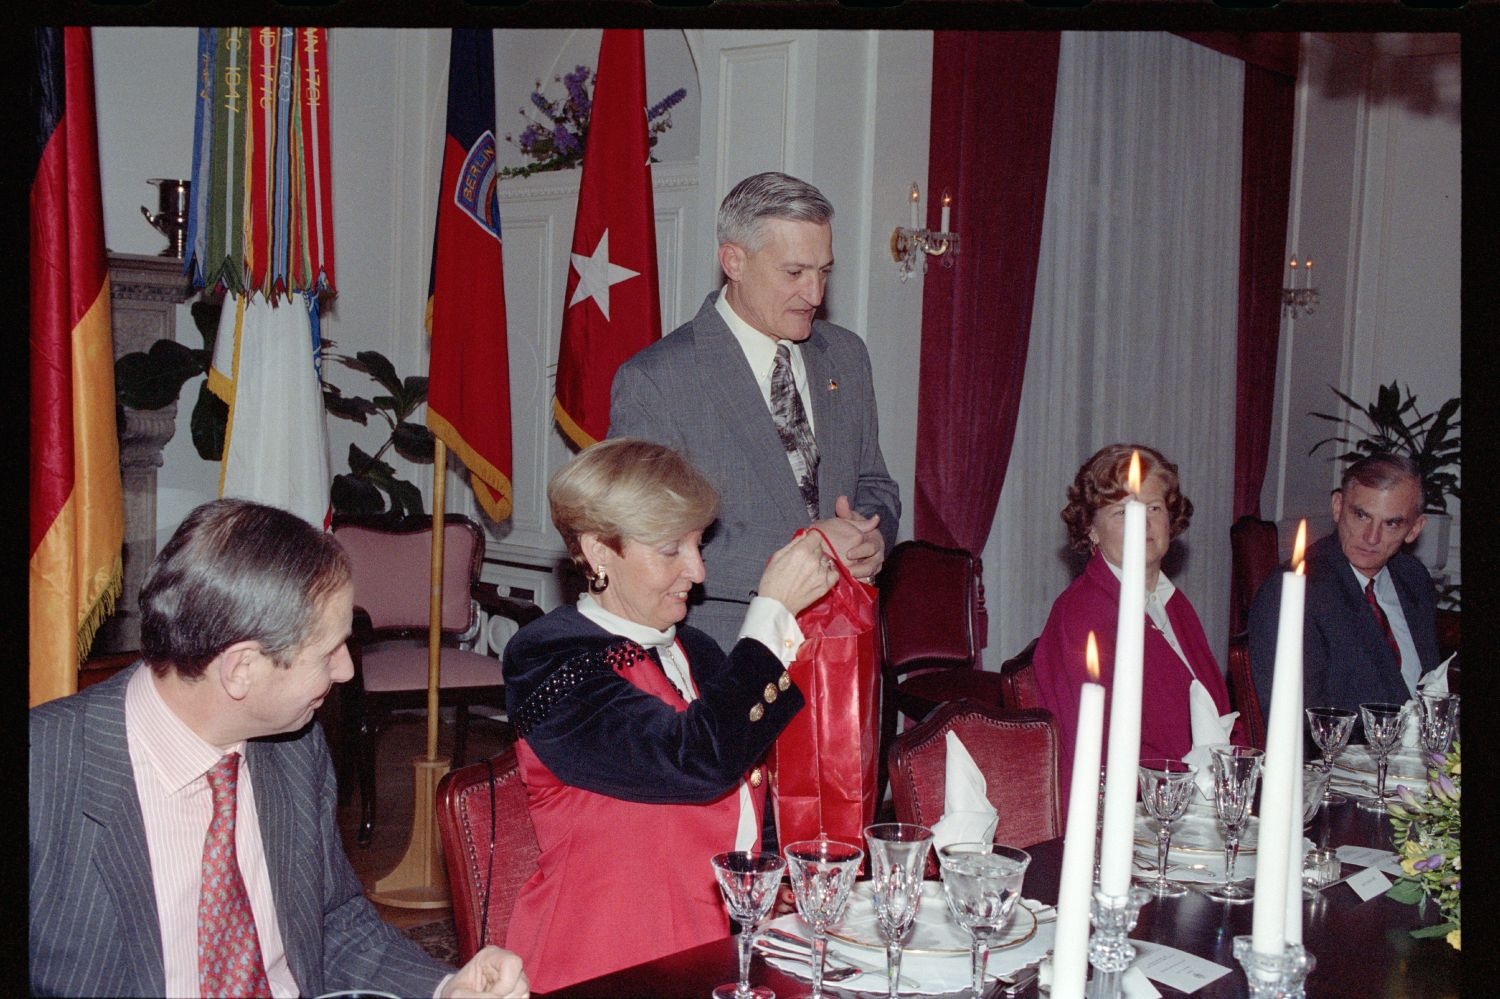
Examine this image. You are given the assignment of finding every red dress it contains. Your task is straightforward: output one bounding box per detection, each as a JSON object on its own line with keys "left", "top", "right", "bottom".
{"left": 1033, "top": 552, "right": 1243, "bottom": 814}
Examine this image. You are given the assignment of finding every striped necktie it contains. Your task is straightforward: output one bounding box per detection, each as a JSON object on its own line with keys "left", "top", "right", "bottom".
{"left": 770, "top": 342, "right": 820, "bottom": 520}
{"left": 1364, "top": 578, "right": 1402, "bottom": 668}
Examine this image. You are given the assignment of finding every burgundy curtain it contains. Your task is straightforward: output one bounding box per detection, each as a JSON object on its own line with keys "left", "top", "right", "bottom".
{"left": 914, "top": 32, "right": 1061, "bottom": 558}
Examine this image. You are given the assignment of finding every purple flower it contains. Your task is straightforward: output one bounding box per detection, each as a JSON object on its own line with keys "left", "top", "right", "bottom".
{"left": 1416, "top": 854, "right": 1445, "bottom": 872}
{"left": 647, "top": 87, "right": 687, "bottom": 122}
{"left": 531, "top": 91, "right": 554, "bottom": 118}
{"left": 564, "top": 65, "right": 592, "bottom": 114}
{"left": 553, "top": 125, "right": 581, "bottom": 157}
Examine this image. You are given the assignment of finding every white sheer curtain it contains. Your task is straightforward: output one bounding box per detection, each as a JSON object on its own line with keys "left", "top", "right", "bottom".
{"left": 984, "top": 32, "right": 1243, "bottom": 669}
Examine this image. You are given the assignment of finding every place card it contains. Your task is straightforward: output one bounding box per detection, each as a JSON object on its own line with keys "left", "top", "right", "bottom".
{"left": 1122, "top": 965, "right": 1161, "bottom": 998}
{"left": 1343, "top": 865, "right": 1393, "bottom": 901}
{"left": 1335, "top": 845, "right": 1404, "bottom": 876}
{"left": 1132, "top": 941, "right": 1232, "bottom": 993}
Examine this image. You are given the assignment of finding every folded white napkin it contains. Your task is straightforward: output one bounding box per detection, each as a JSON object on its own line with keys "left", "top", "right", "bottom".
{"left": 930, "top": 731, "right": 999, "bottom": 852}
{"left": 1399, "top": 654, "right": 1453, "bottom": 748}
{"left": 1181, "top": 678, "right": 1239, "bottom": 799}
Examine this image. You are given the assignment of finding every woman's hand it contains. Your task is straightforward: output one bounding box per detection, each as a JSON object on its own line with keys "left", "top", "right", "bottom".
{"left": 756, "top": 531, "right": 840, "bottom": 616}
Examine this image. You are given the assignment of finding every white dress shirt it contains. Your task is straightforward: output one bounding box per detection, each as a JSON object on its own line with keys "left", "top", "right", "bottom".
{"left": 716, "top": 288, "right": 817, "bottom": 434}
{"left": 578, "top": 593, "right": 802, "bottom": 850}
{"left": 1348, "top": 563, "right": 1422, "bottom": 696}
{"left": 125, "top": 667, "right": 297, "bottom": 998}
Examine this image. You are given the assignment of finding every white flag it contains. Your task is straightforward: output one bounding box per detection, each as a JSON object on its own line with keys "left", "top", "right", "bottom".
{"left": 208, "top": 291, "right": 332, "bottom": 529}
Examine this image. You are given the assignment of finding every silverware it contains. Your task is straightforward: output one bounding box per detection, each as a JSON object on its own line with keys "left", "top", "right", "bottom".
{"left": 753, "top": 940, "right": 866, "bottom": 983}
{"left": 762, "top": 927, "right": 923, "bottom": 989}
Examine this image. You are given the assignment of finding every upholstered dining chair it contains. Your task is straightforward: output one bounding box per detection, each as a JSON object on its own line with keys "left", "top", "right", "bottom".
{"left": 997, "top": 637, "right": 1042, "bottom": 710}
{"left": 435, "top": 746, "right": 540, "bottom": 964}
{"left": 1229, "top": 514, "right": 1281, "bottom": 637}
{"left": 876, "top": 540, "right": 1004, "bottom": 805}
{"left": 333, "top": 514, "right": 542, "bottom": 846}
{"left": 1225, "top": 634, "right": 1266, "bottom": 750}
{"left": 887, "top": 698, "right": 1063, "bottom": 856}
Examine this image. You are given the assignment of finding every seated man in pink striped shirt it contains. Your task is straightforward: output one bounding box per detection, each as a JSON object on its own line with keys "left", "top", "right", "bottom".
{"left": 30, "top": 498, "right": 530, "bottom": 998}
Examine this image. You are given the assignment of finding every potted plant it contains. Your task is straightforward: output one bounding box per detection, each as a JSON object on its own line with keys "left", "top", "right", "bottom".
{"left": 1309, "top": 380, "right": 1460, "bottom": 573}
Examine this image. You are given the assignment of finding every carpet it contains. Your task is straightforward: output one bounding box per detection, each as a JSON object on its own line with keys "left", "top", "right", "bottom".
{"left": 403, "top": 917, "right": 460, "bottom": 966}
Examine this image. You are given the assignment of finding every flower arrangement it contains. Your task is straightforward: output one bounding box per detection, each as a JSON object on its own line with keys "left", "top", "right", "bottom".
{"left": 1386, "top": 741, "right": 1460, "bottom": 950}
{"left": 501, "top": 65, "right": 687, "bottom": 179}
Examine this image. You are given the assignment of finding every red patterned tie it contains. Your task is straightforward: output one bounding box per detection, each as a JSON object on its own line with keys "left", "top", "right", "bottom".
{"left": 198, "top": 752, "right": 272, "bottom": 998}
{"left": 1364, "top": 578, "right": 1402, "bottom": 668}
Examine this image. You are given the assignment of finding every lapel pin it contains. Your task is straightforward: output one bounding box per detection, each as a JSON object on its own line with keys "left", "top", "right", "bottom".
{"left": 828, "top": 379, "right": 838, "bottom": 391}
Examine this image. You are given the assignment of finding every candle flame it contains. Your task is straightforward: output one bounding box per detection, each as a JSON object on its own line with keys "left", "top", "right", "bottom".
{"left": 1128, "top": 451, "right": 1141, "bottom": 494}
{"left": 1305, "top": 258, "right": 1314, "bottom": 270}
{"left": 909, "top": 182, "right": 920, "bottom": 203}
{"left": 1289, "top": 256, "right": 1299, "bottom": 269}
{"left": 1293, "top": 518, "right": 1307, "bottom": 575}
{"left": 942, "top": 189, "right": 952, "bottom": 207}
{"left": 1086, "top": 631, "right": 1100, "bottom": 682}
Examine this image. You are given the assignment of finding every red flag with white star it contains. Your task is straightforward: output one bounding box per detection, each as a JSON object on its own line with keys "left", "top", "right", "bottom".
{"left": 553, "top": 29, "right": 661, "bottom": 450}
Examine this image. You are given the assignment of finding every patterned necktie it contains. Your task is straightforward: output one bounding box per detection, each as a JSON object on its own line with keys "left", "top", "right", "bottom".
{"left": 770, "top": 342, "right": 820, "bottom": 520}
{"left": 198, "top": 753, "right": 271, "bottom": 999}
{"left": 1364, "top": 578, "right": 1402, "bottom": 668}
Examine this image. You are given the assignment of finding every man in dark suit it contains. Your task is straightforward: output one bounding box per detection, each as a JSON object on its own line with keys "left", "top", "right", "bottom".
{"left": 30, "top": 499, "right": 529, "bottom": 998}
{"left": 1249, "top": 454, "right": 1440, "bottom": 729}
{"left": 610, "top": 171, "right": 900, "bottom": 651}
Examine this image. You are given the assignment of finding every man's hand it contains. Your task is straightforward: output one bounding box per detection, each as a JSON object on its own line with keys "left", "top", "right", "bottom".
{"left": 443, "top": 945, "right": 530, "bottom": 998}
{"left": 810, "top": 495, "right": 885, "bottom": 582}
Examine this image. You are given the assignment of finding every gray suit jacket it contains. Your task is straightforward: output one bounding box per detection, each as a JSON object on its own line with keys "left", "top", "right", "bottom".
{"left": 610, "top": 292, "right": 900, "bottom": 648}
{"left": 1248, "top": 533, "right": 1439, "bottom": 730}
{"left": 29, "top": 665, "right": 451, "bottom": 998}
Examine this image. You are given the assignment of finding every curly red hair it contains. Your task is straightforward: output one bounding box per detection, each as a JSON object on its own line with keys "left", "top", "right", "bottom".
{"left": 1060, "top": 443, "right": 1194, "bottom": 553}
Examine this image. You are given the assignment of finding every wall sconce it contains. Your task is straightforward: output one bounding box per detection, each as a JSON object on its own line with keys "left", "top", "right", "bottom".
{"left": 1282, "top": 255, "right": 1319, "bottom": 319}
{"left": 891, "top": 183, "right": 959, "bottom": 282}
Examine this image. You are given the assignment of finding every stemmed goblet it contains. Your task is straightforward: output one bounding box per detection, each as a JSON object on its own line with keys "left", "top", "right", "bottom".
{"left": 1358, "top": 702, "right": 1409, "bottom": 811}
{"left": 1415, "top": 692, "right": 1460, "bottom": 755}
{"left": 1298, "top": 762, "right": 1332, "bottom": 895}
{"left": 1306, "top": 706, "right": 1357, "bottom": 806}
{"left": 937, "top": 843, "right": 1031, "bottom": 999}
{"left": 783, "top": 839, "right": 864, "bottom": 999}
{"left": 1136, "top": 759, "right": 1198, "bottom": 897}
{"left": 711, "top": 851, "right": 788, "bottom": 999}
{"left": 1203, "top": 745, "right": 1263, "bottom": 903}
{"left": 863, "top": 823, "right": 933, "bottom": 999}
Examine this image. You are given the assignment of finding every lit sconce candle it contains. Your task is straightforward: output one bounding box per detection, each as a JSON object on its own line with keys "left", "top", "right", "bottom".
{"left": 1304, "top": 258, "right": 1314, "bottom": 290}
{"left": 941, "top": 189, "right": 952, "bottom": 233}
{"left": 910, "top": 182, "right": 921, "bottom": 230}
{"left": 1052, "top": 633, "right": 1106, "bottom": 999}
{"left": 1098, "top": 451, "right": 1146, "bottom": 898}
{"left": 1288, "top": 256, "right": 1299, "bottom": 286}
{"left": 1251, "top": 520, "right": 1308, "bottom": 957}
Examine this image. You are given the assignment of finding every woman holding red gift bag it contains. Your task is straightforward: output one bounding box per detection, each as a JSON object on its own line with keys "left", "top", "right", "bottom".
{"left": 501, "top": 438, "right": 838, "bottom": 992}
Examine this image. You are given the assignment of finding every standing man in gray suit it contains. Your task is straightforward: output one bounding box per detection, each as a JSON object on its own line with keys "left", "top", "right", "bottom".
{"left": 610, "top": 171, "right": 900, "bottom": 651}
{"left": 30, "top": 499, "right": 529, "bottom": 998}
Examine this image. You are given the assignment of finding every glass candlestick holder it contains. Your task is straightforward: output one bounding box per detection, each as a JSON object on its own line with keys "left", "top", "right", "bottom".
{"left": 1084, "top": 886, "right": 1150, "bottom": 999}
{"left": 1232, "top": 936, "right": 1315, "bottom": 998}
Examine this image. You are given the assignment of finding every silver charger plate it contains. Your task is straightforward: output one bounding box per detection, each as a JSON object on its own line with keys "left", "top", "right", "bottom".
{"left": 1134, "top": 805, "right": 1259, "bottom": 855}
{"left": 827, "top": 881, "right": 1038, "bottom": 955}
{"left": 1334, "top": 746, "right": 1430, "bottom": 783}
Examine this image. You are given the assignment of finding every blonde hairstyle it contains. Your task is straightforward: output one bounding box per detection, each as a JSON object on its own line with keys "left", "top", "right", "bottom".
{"left": 548, "top": 439, "right": 721, "bottom": 569}
{"left": 1060, "top": 443, "right": 1194, "bottom": 553}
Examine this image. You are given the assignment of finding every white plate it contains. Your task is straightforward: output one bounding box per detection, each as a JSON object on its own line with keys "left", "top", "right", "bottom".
{"left": 1334, "top": 746, "right": 1430, "bottom": 783}
{"left": 1135, "top": 805, "right": 1258, "bottom": 855}
{"left": 827, "top": 881, "right": 1038, "bottom": 956}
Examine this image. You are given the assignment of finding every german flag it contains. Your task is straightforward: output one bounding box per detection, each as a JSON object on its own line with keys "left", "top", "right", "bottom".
{"left": 29, "top": 27, "right": 123, "bottom": 706}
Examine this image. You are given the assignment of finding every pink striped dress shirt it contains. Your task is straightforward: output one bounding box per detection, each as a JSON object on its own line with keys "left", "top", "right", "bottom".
{"left": 124, "top": 667, "right": 298, "bottom": 998}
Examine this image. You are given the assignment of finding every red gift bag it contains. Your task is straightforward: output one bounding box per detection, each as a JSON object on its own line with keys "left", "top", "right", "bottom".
{"left": 770, "top": 529, "right": 880, "bottom": 848}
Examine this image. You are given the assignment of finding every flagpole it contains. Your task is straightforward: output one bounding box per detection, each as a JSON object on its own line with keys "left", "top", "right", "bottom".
{"left": 369, "top": 440, "right": 451, "bottom": 909}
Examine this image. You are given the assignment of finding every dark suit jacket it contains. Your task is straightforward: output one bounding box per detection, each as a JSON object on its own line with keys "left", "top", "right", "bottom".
{"left": 29, "top": 665, "right": 451, "bottom": 998}
{"left": 1248, "top": 533, "right": 1438, "bottom": 727}
{"left": 610, "top": 292, "right": 900, "bottom": 649}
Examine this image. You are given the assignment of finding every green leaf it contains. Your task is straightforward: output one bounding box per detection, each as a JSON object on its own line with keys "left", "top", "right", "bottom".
{"left": 1409, "top": 921, "right": 1458, "bottom": 940}
{"left": 387, "top": 478, "right": 426, "bottom": 518}
{"left": 322, "top": 383, "right": 378, "bottom": 424}
{"left": 190, "top": 299, "right": 223, "bottom": 347}
{"left": 189, "top": 382, "right": 228, "bottom": 461}
{"left": 391, "top": 422, "right": 436, "bottom": 463}
{"left": 354, "top": 350, "right": 403, "bottom": 398}
{"left": 331, "top": 473, "right": 387, "bottom": 516}
{"left": 1386, "top": 878, "right": 1426, "bottom": 904}
{"left": 115, "top": 340, "right": 209, "bottom": 410}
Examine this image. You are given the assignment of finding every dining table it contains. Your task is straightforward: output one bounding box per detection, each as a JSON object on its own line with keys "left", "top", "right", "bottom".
{"left": 541, "top": 800, "right": 1458, "bottom": 998}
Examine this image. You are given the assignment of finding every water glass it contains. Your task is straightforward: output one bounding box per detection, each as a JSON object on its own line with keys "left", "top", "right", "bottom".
{"left": 712, "top": 851, "right": 788, "bottom": 999}
{"left": 1203, "top": 745, "right": 1263, "bottom": 903}
{"left": 864, "top": 823, "right": 933, "bottom": 999}
{"left": 1358, "top": 702, "right": 1408, "bottom": 811}
{"left": 1136, "top": 759, "right": 1197, "bottom": 897}
{"left": 1306, "top": 706, "right": 1357, "bottom": 805}
{"left": 937, "top": 843, "right": 1031, "bottom": 998}
{"left": 1415, "top": 692, "right": 1459, "bottom": 754}
{"left": 783, "top": 839, "right": 864, "bottom": 999}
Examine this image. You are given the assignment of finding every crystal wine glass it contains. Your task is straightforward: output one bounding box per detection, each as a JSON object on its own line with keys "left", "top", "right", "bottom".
{"left": 783, "top": 839, "right": 864, "bottom": 999}
{"left": 1136, "top": 759, "right": 1197, "bottom": 897}
{"left": 863, "top": 823, "right": 933, "bottom": 999}
{"left": 1358, "top": 702, "right": 1409, "bottom": 812}
{"left": 1298, "top": 761, "right": 1331, "bottom": 895}
{"left": 1415, "top": 692, "right": 1460, "bottom": 755}
{"left": 1203, "top": 745, "right": 1263, "bottom": 903}
{"left": 711, "top": 851, "right": 788, "bottom": 999}
{"left": 937, "top": 843, "right": 1031, "bottom": 999}
{"left": 1305, "top": 706, "right": 1358, "bottom": 806}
